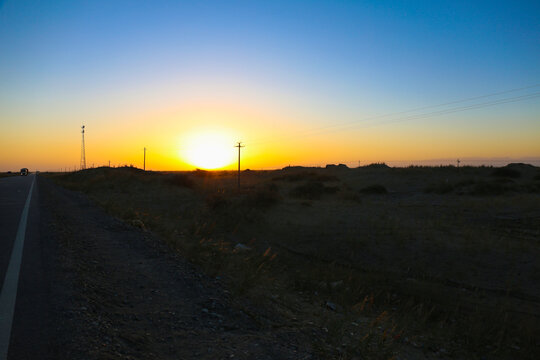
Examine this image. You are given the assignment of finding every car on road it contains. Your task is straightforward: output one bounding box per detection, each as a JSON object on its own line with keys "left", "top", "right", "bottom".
{"left": 20, "top": 168, "right": 29, "bottom": 176}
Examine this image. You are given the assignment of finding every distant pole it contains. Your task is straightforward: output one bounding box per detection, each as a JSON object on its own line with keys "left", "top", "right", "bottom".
{"left": 143, "top": 147, "right": 146, "bottom": 171}
{"left": 457, "top": 159, "right": 460, "bottom": 169}
{"left": 235, "top": 142, "right": 245, "bottom": 189}
{"left": 80, "top": 125, "right": 86, "bottom": 170}
{"left": 108, "top": 160, "right": 110, "bottom": 168}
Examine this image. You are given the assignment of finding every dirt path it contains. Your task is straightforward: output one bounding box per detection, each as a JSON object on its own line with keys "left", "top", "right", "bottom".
{"left": 39, "top": 177, "right": 316, "bottom": 359}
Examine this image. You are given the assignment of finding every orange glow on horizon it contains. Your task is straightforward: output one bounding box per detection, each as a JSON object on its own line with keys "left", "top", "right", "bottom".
{"left": 1, "top": 102, "right": 539, "bottom": 172}
{"left": 180, "top": 131, "right": 236, "bottom": 170}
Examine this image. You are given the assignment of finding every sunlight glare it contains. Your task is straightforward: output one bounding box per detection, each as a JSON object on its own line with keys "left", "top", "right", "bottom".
{"left": 181, "top": 132, "right": 235, "bottom": 169}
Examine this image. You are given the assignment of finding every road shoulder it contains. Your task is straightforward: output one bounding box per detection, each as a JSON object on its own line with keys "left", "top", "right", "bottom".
{"left": 38, "top": 177, "right": 314, "bottom": 359}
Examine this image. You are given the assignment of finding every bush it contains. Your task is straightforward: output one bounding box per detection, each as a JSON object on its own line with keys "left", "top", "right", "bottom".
{"left": 273, "top": 171, "right": 339, "bottom": 183}
{"left": 363, "top": 163, "right": 390, "bottom": 169}
{"left": 165, "top": 174, "right": 195, "bottom": 188}
{"left": 243, "top": 185, "right": 281, "bottom": 207}
{"left": 193, "top": 169, "right": 212, "bottom": 178}
{"left": 524, "top": 183, "right": 540, "bottom": 193}
{"left": 205, "top": 190, "right": 230, "bottom": 209}
{"left": 469, "top": 181, "right": 509, "bottom": 196}
{"left": 425, "top": 179, "right": 479, "bottom": 195}
{"left": 359, "top": 184, "right": 388, "bottom": 194}
{"left": 424, "top": 183, "right": 454, "bottom": 194}
{"left": 491, "top": 168, "right": 521, "bottom": 178}
{"left": 290, "top": 181, "right": 339, "bottom": 199}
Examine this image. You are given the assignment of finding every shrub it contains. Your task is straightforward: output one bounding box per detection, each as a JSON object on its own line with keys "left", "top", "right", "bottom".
{"left": 469, "top": 181, "right": 509, "bottom": 196}
{"left": 165, "top": 174, "right": 195, "bottom": 188}
{"left": 290, "top": 181, "right": 339, "bottom": 199}
{"left": 491, "top": 168, "right": 521, "bottom": 178}
{"left": 315, "top": 174, "right": 340, "bottom": 182}
{"left": 193, "top": 169, "right": 212, "bottom": 178}
{"left": 363, "top": 163, "right": 390, "bottom": 169}
{"left": 205, "top": 190, "right": 230, "bottom": 209}
{"left": 243, "top": 185, "right": 281, "bottom": 207}
{"left": 524, "top": 183, "right": 540, "bottom": 193}
{"left": 273, "top": 171, "right": 339, "bottom": 183}
{"left": 359, "top": 184, "right": 388, "bottom": 194}
{"left": 424, "top": 183, "right": 454, "bottom": 194}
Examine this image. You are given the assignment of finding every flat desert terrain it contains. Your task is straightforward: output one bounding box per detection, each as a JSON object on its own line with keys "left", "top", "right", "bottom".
{"left": 46, "top": 163, "right": 540, "bottom": 359}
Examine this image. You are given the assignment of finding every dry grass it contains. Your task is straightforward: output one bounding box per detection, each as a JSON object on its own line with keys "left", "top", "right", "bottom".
{"left": 46, "top": 164, "right": 540, "bottom": 359}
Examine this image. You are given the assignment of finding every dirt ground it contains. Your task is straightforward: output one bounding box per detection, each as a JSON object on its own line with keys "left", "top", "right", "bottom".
{"left": 39, "top": 177, "right": 317, "bottom": 359}
{"left": 45, "top": 164, "right": 540, "bottom": 359}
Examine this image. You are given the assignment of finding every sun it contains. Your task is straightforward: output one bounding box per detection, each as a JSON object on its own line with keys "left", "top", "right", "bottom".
{"left": 181, "top": 132, "right": 236, "bottom": 169}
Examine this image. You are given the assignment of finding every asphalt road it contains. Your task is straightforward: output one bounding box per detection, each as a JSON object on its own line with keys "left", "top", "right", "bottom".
{"left": 0, "top": 174, "right": 51, "bottom": 360}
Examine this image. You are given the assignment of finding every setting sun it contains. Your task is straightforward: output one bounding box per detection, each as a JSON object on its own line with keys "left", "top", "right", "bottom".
{"left": 180, "top": 132, "right": 236, "bottom": 169}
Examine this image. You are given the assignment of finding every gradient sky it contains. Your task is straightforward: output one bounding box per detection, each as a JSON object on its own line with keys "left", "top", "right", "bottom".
{"left": 1, "top": 0, "right": 540, "bottom": 171}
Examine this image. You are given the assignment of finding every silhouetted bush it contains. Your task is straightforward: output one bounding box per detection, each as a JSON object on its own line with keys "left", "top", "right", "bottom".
{"left": 193, "top": 169, "right": 212, "bottom": 178}
{"left": 491, "top": 168, "right": 521, "bottom": 178}
{"left": 205, "top": 190, "right": 230, "bottom": 209}
{"left": 244, "top": 185, "right": 281, "bottom": 207}
{"left": 359, "top": 184, "right": 388, "bottom": 194}
{"left": 469, "top": 181, "right": 509, "bottom": 196}
{"left": 290, "top": 181, "right": 339, "bottom": 199}
{"left": 273, "top": 172, "right": 339, "bottom": 183}
{"left": 455, "top": 179, "right": 476, "bottom": 187}
{"left": 363, "top": 163, "right": 390, "bottom": 169}
{"left": 273, "top": 171, "right": 315, "bottom": 182}
{"left": 424, "top": 183, "right": 454, "bottom": 194}
{"left": 325, "top": 163, "right": 348, "bottom": 169}
{"left": 424, "top": 179, "right": 476, "bottom": 194}
{"left": 166, "top": 174, "right": 194, "bottom": 188}
{"left": 316, "top": 174, "right": 340, "bottom": 182}
{"left": 524, "top": 183, "right": 540, "bottom": 193}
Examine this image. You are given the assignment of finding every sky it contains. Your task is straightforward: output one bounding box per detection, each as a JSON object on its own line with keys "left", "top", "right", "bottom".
{"left": 1, "top": 0, "right": 539, "bottom": 171}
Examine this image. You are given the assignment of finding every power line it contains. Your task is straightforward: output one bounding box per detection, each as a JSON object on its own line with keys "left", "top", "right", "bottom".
{"left": 317, "top": 91, "right": 540, "bottom": 136}
{"left": 246, "top": 83, "right": 540, "bottom": 147}
{"left": 341, "top": 92, "right": 540, "bottom": 134}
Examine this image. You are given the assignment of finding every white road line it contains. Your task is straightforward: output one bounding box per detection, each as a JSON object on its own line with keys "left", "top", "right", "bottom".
{"left": 0, "top": 176, "right": 35, "bottom": 360}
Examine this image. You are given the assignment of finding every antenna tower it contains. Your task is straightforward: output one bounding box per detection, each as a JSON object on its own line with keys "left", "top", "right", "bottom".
{"left": 80, "top": 125, "right": 86, "bottom": 170}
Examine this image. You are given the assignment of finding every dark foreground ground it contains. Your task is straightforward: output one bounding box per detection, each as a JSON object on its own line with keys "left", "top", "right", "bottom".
{"left": 38, "top": 177, "right": 316, "bottom": 359}
{"left": 41, "top": 164, "right": 540, "bottom": 359}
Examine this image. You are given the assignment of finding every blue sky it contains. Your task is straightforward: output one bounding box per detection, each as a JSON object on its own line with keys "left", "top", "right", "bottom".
{"left": 1, "top": 0, "right": 539, "bottom": 170}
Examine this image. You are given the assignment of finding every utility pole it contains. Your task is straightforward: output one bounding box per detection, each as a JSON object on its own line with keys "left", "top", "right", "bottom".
{"left": 108, "top": 160, "right": 110, "bottom": 168}
{"left": 143, "top": 147, "right": 146, "bottom": 171}
{"left": 457, "top": 159, "right": 460, "bottom": 169}
{"left": 235, "top": 142, "right": 245, "bottom": 189}
{"left": 80, "top": 125, "right": 86, "bottom": 170}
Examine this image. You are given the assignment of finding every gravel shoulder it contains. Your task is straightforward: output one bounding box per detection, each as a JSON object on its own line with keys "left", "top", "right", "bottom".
{"left": 38, "top": 177, "right": 315, "bottom": 359}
